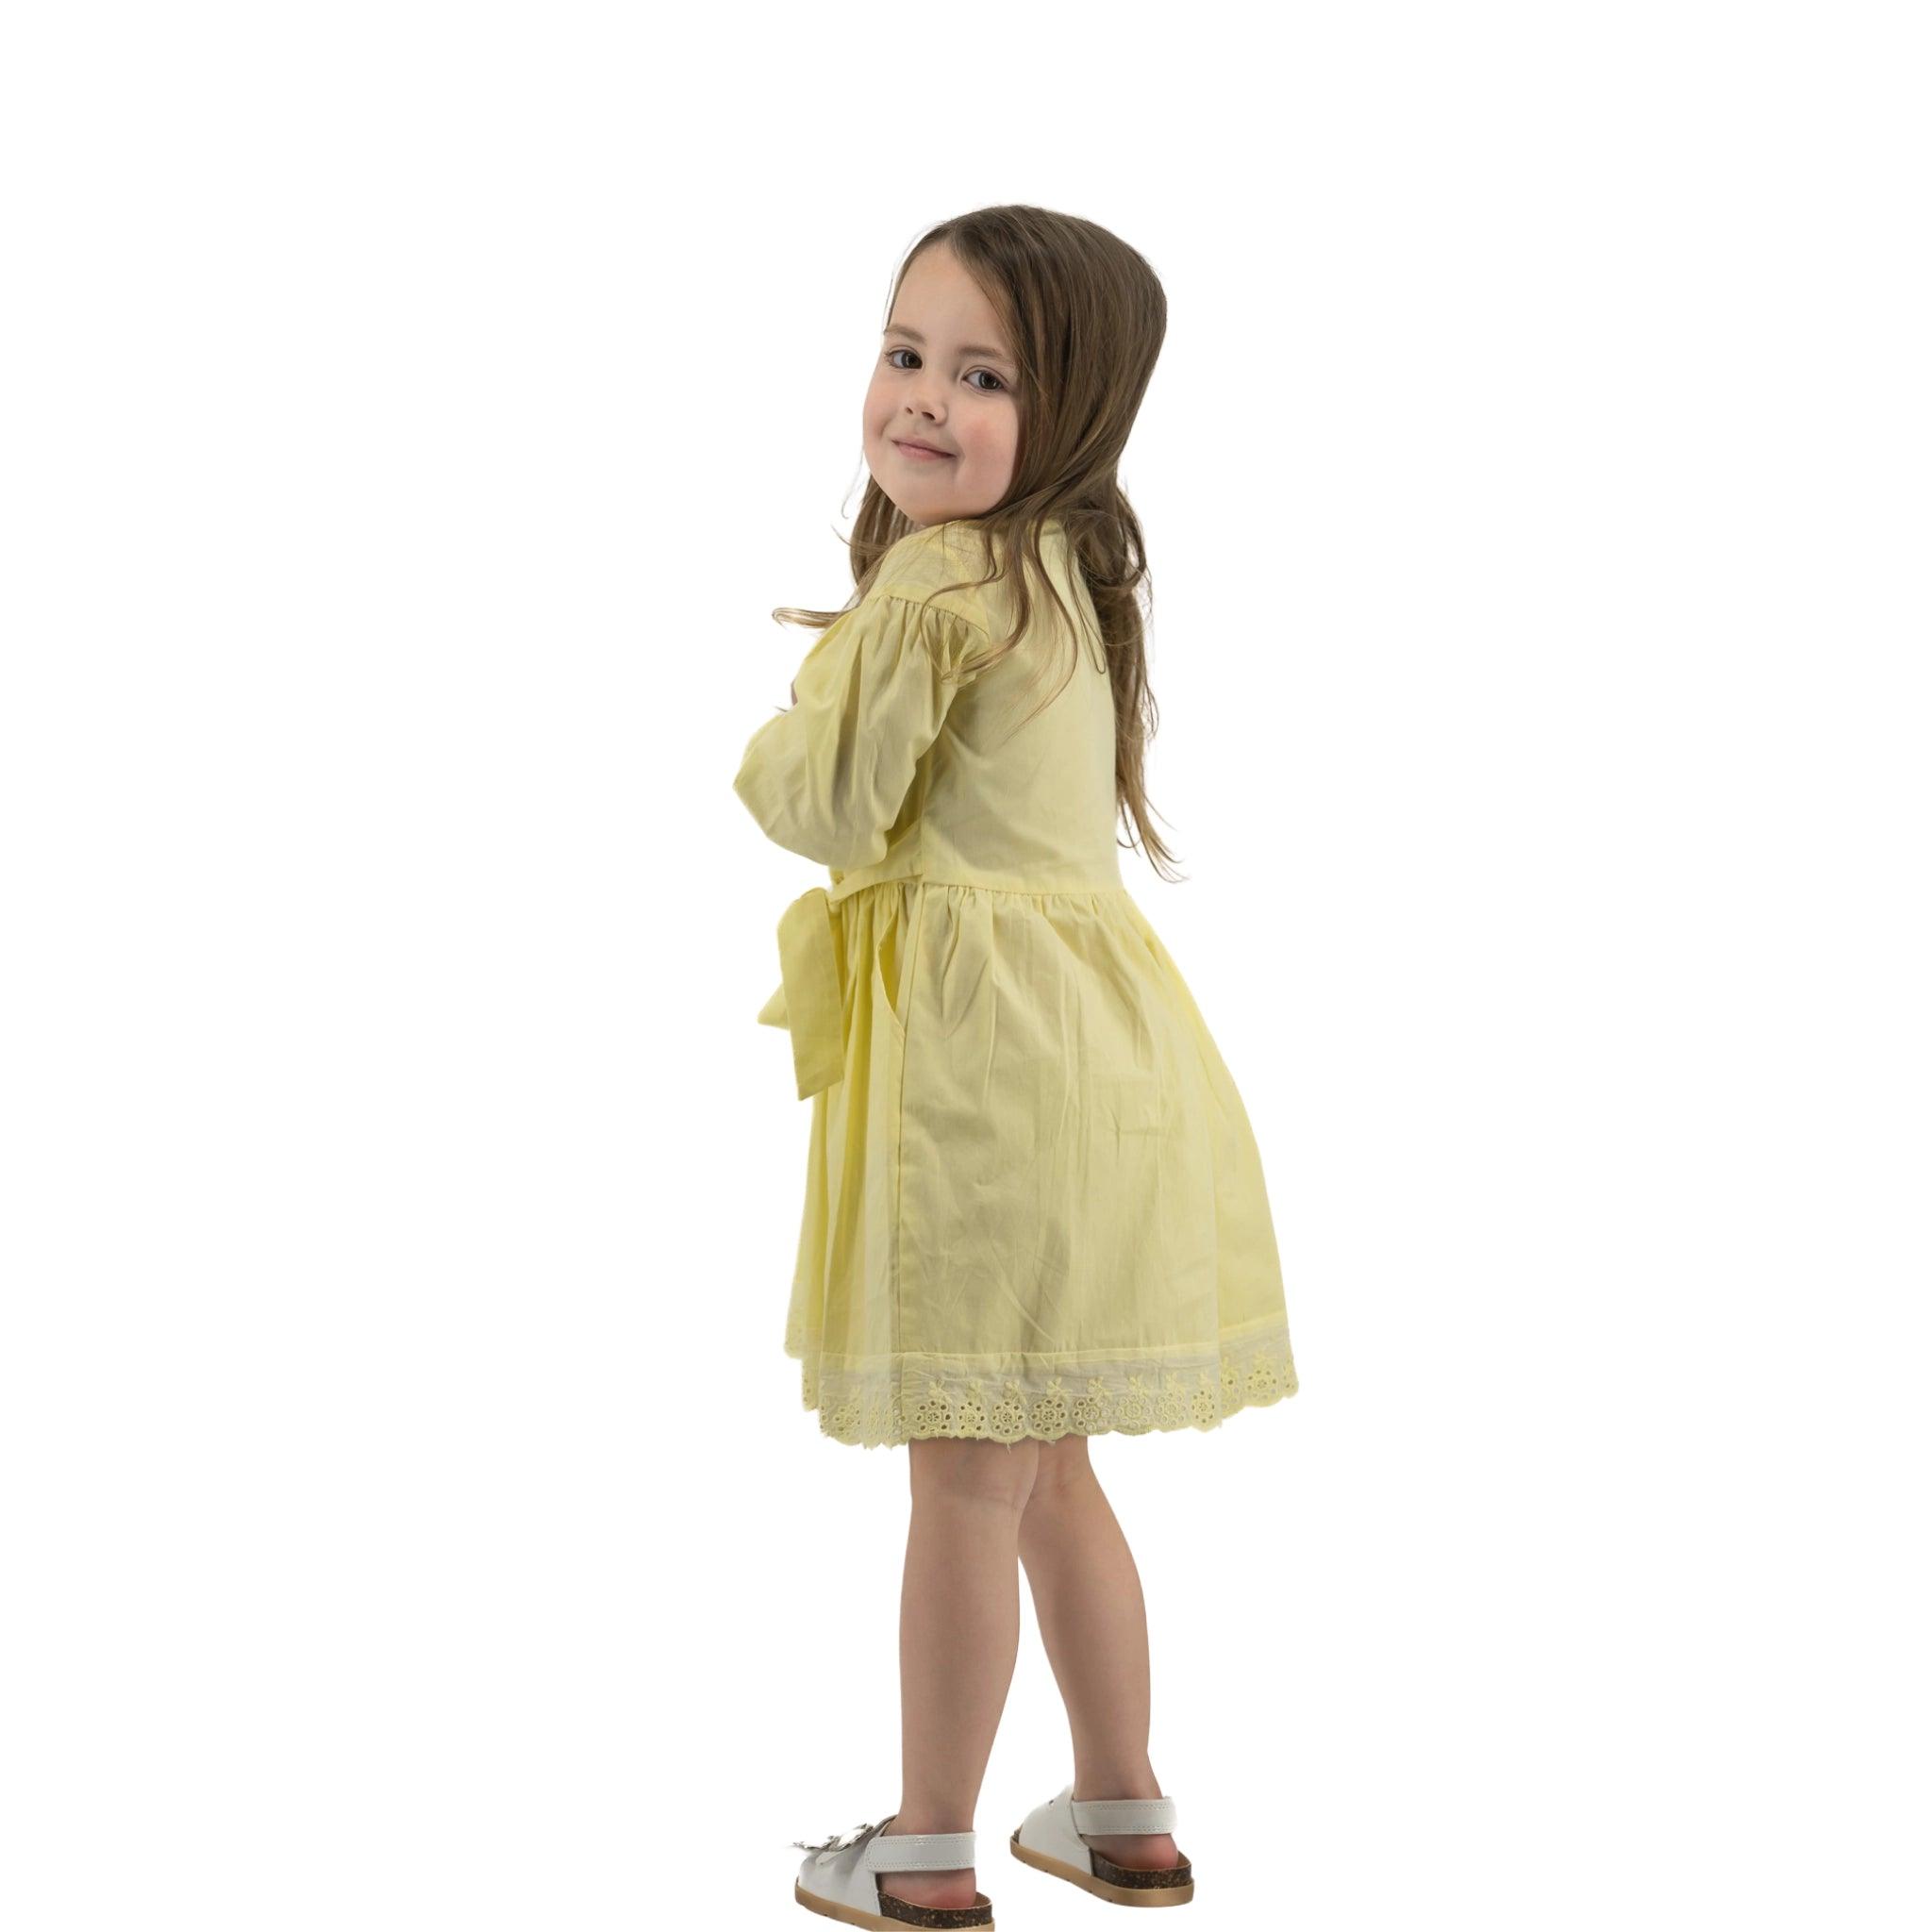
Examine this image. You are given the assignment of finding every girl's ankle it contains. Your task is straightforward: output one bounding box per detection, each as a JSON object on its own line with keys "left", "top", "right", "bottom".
{"left": 883, "top": 1812, "right": 974, "bottom": 1840}
{"left": 1072, "top": 1769, "right": 1163, "bottom": 1802}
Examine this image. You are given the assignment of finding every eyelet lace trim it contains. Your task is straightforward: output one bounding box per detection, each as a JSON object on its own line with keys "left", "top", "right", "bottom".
{"left": 792, "top": 1319, "right": 1297, "bottom": 1449}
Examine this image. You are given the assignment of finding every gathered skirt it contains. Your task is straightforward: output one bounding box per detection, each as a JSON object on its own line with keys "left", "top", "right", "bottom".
{"left": 770, "top": 877, "right": 1298, "bottom": 1448}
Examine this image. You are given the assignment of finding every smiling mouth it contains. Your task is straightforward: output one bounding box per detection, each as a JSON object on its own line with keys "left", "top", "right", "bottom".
{"left": 894, "top": 441, "right": 954, "bottom": 459}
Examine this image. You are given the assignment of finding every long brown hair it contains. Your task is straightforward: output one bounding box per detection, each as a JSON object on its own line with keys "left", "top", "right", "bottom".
{"left": 773, "top": 204, "right": 1183, "bottom": 880}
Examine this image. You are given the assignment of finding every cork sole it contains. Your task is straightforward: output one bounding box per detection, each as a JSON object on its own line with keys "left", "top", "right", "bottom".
{"left": 793, "top": 1877, "right": 994, "bottom": 1930}
{"left": 1008, "top": 1829, "right": 1195, "bottom": 1907}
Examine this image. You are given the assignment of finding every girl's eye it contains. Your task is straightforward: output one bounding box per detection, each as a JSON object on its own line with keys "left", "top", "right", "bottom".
{"left": 883, "top": 347, "right": 1007, "bottom": 393}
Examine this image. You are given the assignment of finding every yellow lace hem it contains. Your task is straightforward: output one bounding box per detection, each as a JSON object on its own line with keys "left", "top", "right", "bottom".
{"left": 791, "top": 1322, "right": 1298, "bottom": 1449}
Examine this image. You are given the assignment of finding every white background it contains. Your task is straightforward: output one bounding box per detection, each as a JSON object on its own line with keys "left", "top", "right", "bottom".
{"left": 4, "top": 3, "right": 1927, "bottom": 1926}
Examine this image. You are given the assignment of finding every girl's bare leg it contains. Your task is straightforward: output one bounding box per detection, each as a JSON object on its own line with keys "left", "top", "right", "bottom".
{"left": 874, "top": 1436, "right": 1041, "bottom": 1909}
{"left": 1014, "top": 1435, "right": 1184, "bottom": 1871}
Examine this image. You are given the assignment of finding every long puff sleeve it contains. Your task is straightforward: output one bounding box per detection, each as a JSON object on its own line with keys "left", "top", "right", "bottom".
{"left": 733, "top": 590, "right": 986, "bottom": 870}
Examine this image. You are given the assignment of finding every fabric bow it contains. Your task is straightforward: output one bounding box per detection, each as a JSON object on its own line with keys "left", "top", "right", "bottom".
{"left": 757, "top": 886, "right": 847, "bottom": 1101}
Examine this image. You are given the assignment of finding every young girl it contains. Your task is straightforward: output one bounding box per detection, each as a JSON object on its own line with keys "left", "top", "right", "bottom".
{"left": 734, "top": 206, "right": 1298, "bottom": 1930}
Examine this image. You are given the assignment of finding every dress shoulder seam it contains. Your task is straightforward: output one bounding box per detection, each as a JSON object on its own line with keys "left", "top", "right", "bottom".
{"left": 870, "top": 585, "right": 991, "bottom": 637}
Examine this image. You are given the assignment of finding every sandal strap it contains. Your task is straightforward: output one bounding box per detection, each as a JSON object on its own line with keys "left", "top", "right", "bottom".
{"left": 867, "top": 1828, "right": 977, "bottom": 1872}
{"left": 1071, "top": 1794, "right": 1178, "bottom": 1835}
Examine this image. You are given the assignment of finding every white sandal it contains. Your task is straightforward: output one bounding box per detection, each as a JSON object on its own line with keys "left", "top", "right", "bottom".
{"left": 1008, "top": 1783, "right": 1194, "bottom": 1907}
{"left": 791, "top": 1812, "right": 994, "bottom": 1928}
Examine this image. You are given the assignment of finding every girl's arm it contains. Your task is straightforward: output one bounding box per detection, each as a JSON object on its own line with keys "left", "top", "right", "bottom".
{"left": 734, "top": 591, "right": 986, "bottom": 871}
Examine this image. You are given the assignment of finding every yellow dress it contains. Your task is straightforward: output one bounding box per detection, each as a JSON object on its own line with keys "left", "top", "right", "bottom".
{"left": 733, "top": 515, "right": 1298, "bottom": 1448}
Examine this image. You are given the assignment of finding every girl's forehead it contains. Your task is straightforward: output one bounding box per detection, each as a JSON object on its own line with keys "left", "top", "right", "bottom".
{"left": 891, "top": 251, "right": 1013, "bottom": 353}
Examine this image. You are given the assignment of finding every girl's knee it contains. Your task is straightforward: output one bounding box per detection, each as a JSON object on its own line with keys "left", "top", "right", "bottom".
{"left": 908, "top": 1435, "right": 1041, "bottom": 1510}
{"left": 1024, "top": 1433, "right": 1093, "bottom": 1503}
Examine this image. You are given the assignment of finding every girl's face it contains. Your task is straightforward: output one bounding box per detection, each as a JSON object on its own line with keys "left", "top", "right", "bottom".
{"left": 864, "top": 244, "right": 1020, "bottom": 530}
